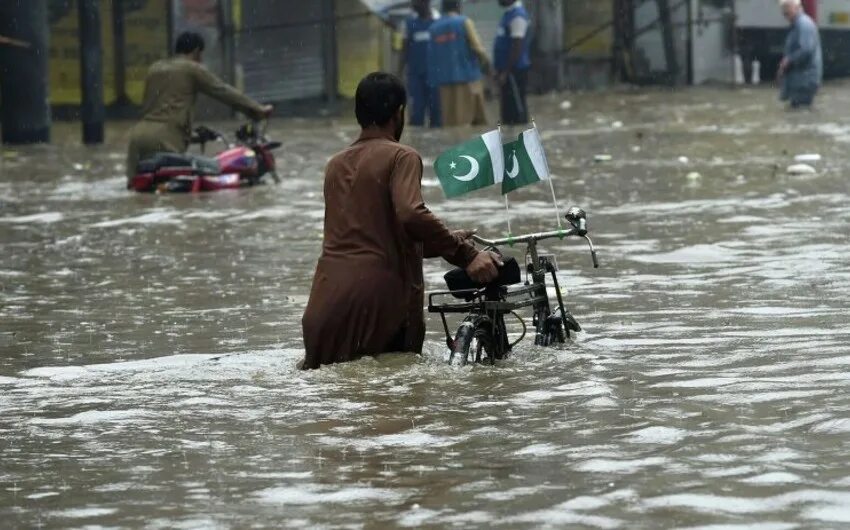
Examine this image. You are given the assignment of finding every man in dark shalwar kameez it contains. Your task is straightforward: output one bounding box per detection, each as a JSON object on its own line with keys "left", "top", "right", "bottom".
{"left": 301, "top": 72, "right": 501, "bottom": 370}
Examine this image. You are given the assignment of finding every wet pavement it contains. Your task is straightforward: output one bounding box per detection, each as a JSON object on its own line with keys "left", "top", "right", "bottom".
{"left": 2, "top": 83, "right": 850, "bottom": 528}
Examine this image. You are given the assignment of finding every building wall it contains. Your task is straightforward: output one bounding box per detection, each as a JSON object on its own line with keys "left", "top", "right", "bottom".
{"left": 336, "top": 0, "right": 386, "bottom": 98}
{"left": 48, "top": 0, "right": 169, "bottom": 106}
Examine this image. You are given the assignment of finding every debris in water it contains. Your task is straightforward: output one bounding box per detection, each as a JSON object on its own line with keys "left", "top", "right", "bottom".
{"left": 612, "top": 121, "right": 624, "bottom": 129}
{"left": 786, "top": 163, "right": 817, "bottom": 175}
{"left": 678, "top": 156, "right": 690, "bottom": 164}
{"left": 631, "top": 146, "right": 641, "bottom": 153}
{"left": 594, "top": 154, "right": 612, "bottom": 163}
{"left": 794, "top": 153, "right": 821, "bottom": 162}
{"left": 686, "top": 171, "right": 702, "bottom": 181}
{"left": 559, "top": 100, "right": 572, "bottom": 110}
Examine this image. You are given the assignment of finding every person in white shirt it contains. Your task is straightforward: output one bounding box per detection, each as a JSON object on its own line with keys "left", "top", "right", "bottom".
{"left": 494, "top": 0, "right": 532, "bottom": 125}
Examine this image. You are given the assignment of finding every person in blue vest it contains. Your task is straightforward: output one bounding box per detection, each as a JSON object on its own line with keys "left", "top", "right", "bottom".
{"left": 777, "top": 0, "right": 822, "bottom": 109}
{"left": 494, "top": 0, "right": 532, "bottom": 125}
{"left": 400, "top": 0, "right": 441, "bottom": 127}
{"left": 428, "top": 0, "right": 490, "bottom": 127}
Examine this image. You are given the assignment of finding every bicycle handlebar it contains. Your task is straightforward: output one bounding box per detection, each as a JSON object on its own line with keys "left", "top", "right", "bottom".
{"left": 472, "top": 228, "right": 600, "bottom": 269}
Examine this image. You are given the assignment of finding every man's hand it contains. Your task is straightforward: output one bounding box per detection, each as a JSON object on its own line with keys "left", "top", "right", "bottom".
{"left": 261, "top": 104, "right": 274, "bottom": 118}
{"left": 777, "top": 57, "right": 790, "bottom": 79}
{"left": 466, "top": 251, "right": 503, "bottom": 284}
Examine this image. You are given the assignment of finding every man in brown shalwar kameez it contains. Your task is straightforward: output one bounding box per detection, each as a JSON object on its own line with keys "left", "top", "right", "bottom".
{"left": 301, "top": 72, "right": 502, "bottom": 370}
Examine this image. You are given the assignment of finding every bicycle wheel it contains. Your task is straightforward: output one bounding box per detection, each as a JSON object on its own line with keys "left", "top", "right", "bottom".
{"left": 449, "top": 317, "right": 496, "bottom": 366}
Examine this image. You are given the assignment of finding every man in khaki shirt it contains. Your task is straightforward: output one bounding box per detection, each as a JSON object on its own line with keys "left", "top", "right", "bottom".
{"left": 125, "top": 32, "right": 272, "bottom": 181}
{"left": 301, "top": 72, "right": 502, "bottom": 369}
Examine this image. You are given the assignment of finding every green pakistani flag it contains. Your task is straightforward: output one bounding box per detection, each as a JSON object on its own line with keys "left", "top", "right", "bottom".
{"left": 501, "top": 127, "right": 551, "bottom": 194}
{"left": 434, "top": 129, "right": 505, "bottom": 198}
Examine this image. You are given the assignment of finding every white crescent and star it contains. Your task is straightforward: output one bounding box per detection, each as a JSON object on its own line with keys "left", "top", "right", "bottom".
{"left": 506, "top": 152, "right": 519, "bottom": 179}
{"left": 452, "top": 155, "right": 480, "bottom": 182}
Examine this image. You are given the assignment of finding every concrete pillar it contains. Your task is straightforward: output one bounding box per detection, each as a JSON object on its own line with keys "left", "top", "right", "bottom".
{"left": 321, "top": 0, "right": 339, "bottom": 104}
{"left": 0, "top": 0, "right": 51, "bottom": 144}
{"left": 527, "top": 0, "right": 564, "bottom": 93}
{"left": 656, "top": 0, "right": 680, "bottom": 85}
{"left": 78, "top": 0, "right": 105, "bottom": 144}
{"left": 112, "top": 0, "right": 131, "bottom": 107}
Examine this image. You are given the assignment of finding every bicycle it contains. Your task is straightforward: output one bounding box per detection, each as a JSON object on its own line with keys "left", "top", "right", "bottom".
{"left": 428, "top": 207, "right": 599, "bottom": 366}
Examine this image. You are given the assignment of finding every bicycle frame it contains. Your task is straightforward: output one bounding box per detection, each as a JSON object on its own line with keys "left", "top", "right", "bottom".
{"left": 428, "top": 224, "right": 599, "bottom": 360}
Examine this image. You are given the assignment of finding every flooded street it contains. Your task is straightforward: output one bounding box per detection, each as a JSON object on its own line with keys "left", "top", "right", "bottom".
{"left": 2, "top": 83, "right": 850, "bottom": 528}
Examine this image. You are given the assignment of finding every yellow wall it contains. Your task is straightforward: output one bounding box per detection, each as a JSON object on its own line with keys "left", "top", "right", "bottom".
{"left": 49, "top": 0, "right": 168, "bottom": 105}
{"left": 564, "top": 0, "right": 613, "bottom": 58}
{"left": 335, "top": 0, "right": 386, "bottom": 98}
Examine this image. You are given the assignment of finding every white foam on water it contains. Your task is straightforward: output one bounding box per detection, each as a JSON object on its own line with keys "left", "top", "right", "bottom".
{"left": 742, "top": 472, "right": 802, "bottom": 485}
{"left": 623, "top": 426, "right": 686, "bottom": 445}
{"left": 651, "top": 377, "right": 739, "bottom": 389}
{"left": 30, "top": 409, "right": 152, "bottom": 426}
{"left": 51, "top": 507, "right": 118, "bottom": 518}
{"left": 0, "top": 212, "right": 64, "bottom": 224}
{"left": 645, "top": 490, "right": 850, "bottom": 516}
{"left": 255, "top": 484, "right": 408, "bottom": 505}
{"left": 561, "top": 495, "right": 610, "bottom": 510}
{"left": 803, "top": 505, "right": 850, "bottom": 523}
{"left": 477, "top": 486, "right": 550, "bottom": 502}
{"left": 513, "top": 443, "right": 562, "bottom": 456}
{"left": 575, "top": 456, "right": 668, "bottom": 473}
{"left": 810, "top": 418, "right": 850, "bottom": 434}
{"left": 678, "top": 522, "right": 800, "bottom": 530}
{"left": 317, "top": 431, "right": 459, "bottom": 451}
{"left": 26, "top": 491, "right": 59, "bottom": 499}
{"left": 396, "top": 507, "right": 443, "bottom": 527}
{"left": 91, "top": 209, "right": 181, "bottom": 228}
{"left": 505, "top": 504, "right": 622, "bottom": 529}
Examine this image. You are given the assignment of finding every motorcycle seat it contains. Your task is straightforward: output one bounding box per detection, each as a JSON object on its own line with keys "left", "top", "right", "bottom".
{"left": 137, "top": 152, "right": 220, "bottom": 176}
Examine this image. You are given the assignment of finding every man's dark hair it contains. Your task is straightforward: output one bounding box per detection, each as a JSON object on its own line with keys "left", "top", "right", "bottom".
{"left": 355, "top": 72, "right": 407, "bottom": 128}
{"left": 175, "top": 31, "right": 205, "bottom": 55}
{"left": 442, "top": 0, "right": 461, "bottom": 12}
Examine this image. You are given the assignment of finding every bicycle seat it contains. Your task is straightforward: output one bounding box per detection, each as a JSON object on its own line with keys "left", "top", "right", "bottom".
{"left": 444, "top": 257, "right": 521, "bottom": 299}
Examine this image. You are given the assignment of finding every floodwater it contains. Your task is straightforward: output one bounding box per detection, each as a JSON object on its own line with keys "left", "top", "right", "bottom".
{"left": 2, "top": 83, "right": 850, "bottom": 529}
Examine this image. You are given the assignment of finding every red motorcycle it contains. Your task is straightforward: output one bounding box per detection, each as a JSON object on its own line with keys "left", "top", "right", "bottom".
{"left": 129, "top": 122, "right": 281, "bottom": 193}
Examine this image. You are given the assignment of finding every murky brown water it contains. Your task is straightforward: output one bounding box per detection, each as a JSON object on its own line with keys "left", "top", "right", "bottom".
{"left": 2, "top": 83, "right": 850, "bottom": 529}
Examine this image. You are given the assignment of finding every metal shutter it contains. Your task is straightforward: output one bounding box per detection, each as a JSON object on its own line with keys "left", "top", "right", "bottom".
{"left": 237, "top": 0, "right": 326, "bottom": 102}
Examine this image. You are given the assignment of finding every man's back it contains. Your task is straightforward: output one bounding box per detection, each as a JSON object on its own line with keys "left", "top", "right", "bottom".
{"left": 320, "top": 130, "right": 420, "bottom": 272}
{"left": 139, "top": 57, "right": 202, "bottom": 133}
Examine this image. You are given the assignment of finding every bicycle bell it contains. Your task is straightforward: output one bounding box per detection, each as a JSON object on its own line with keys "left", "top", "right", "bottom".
{"left": 565, "top": 206, "right": 588, "bottom": 234}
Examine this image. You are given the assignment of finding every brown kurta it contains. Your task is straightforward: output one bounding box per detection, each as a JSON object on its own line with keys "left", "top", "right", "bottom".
{"left": 301, "top": 129, "right": 479, "bottom": 369}
{"left": 126, "top": 57, "right": 266, "bottom": 179}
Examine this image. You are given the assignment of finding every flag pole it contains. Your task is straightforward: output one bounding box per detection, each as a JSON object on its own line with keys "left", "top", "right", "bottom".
{"left": 532, "top": 118, "right": 563, "bottom": 231}
{"left": 498, "top": 123, "right": 512, "bottom": 237}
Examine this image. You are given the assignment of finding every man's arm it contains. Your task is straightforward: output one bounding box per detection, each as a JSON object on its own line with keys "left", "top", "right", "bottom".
{"left": 787, "top": 21, "right": 817, "bottom": 67}
{"left": 502, "top": 16, "right": 529, "bottom": 75}
{"left": 390, "top": 150, "right": 479, "bottom": 268}
{"left": 464, "top": 18, "right": 491, "bottom": 72}
{"left": 192, "top": 63, "right": 268, "bottom": 120}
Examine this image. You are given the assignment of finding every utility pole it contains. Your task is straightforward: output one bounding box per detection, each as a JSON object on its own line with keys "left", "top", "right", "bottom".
{"left": 78, "top": 0, "right": 105, "bottom": 144}
{"left": 655, "top": 0, "right": 680, "bottom": 85}
{"left": 0, "top": 0, "right": 51, "bottom": 144}
{"left": 320, "top": 0, "right": 338, "bottom": 105}
{"left": 112, "top": 0, "right": 131, "bottom": 107}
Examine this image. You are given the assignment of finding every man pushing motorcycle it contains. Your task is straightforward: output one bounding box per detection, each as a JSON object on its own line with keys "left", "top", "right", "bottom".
{"left": 125, "top": 31, "right": 272, "bottom": 184}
